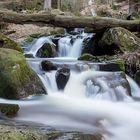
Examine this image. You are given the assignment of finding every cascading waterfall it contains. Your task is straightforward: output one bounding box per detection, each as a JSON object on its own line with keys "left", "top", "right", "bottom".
{"left": 58, "top": 28, "right": 93, "bottom": 58}
{"left": 58, "top": 36, "right": 84, "bottom": 58}
{"left": 1, "top": 28, "right": 140, "bottom": 140}
{"left": 25, "top": 36, "right": 55, "bottom": 57}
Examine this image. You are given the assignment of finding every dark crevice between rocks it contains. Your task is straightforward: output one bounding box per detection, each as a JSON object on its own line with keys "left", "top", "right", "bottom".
{"left": 0, "top": 40, "right": 4, "bottom": 47}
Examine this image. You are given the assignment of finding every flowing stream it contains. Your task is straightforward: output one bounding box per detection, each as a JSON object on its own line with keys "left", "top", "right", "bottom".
{"left": 1, "top": 29, "right": 140, "bottom": 140}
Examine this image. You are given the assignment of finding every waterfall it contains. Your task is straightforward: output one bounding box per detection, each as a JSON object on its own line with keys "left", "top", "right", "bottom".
{"left": 1, "top": 28, "right": 140, "bottom": 140}
{"left": 58, "top": 36, "right": 84, "bottom": 58}
{"left": 58, "top": 31, "right": 93, "bottom": 58}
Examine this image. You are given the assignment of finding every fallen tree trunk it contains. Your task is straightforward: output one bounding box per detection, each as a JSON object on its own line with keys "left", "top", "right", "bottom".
{"left": 0, "top": 10, "right": 140, "bottom": 32}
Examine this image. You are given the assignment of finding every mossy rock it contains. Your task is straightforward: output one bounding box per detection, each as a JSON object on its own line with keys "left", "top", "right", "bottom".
{"left": 0, "top": 103, "right": 19, "bottom": 117}
{"left": 98, "top": 27, "right": 140, "bottom": 54}
{"left": 110, "top": 59, "right": 125, "bottom": 72}
{"left": 0, "top": 33, "right": 23, "bottom": 52}
{"left": 78, "top": 53, "right": 96, "bottom": 61}
{"left": 0, "top": 48, "right": 46, "bottom": 99}
{"left": 36, "top": 43, "right": 56, "bottom": 58}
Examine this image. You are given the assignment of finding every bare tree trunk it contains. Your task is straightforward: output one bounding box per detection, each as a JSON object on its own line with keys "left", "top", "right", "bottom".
{"left": 44, "top": 0, "right": 51, "bottom": 10}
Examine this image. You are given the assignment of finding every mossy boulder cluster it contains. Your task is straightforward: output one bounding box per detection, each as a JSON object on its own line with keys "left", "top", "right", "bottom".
{"left": 83, "top": 27, "right": 140, "bottom": 56}
{"left": 0, "top": 34, "right": 46, "bottom": 99}
{"left": 98, "top": 27, "right": 140, "bottom": 53}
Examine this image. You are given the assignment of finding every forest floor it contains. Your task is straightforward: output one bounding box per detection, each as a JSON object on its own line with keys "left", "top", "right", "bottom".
{"left": 3, "top": 24, "right": 64, "bottom": 42}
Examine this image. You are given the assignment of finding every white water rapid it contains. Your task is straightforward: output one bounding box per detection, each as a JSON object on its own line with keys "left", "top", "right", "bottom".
{"left": 1, "top": 29, "right": 140, "bottom": 140}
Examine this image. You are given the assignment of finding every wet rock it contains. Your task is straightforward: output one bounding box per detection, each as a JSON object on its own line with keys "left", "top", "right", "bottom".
{"left": 65, "top": 28, "right": 75, "bottom": 34}
{"left": 82, "top": 34, "right": 98, "bottom": 56}
{"left": 78, "top": 54, "right": 125, "bottom": 72}
{"left": 0, "top": 33, "right": 23, "bottom": 52}
{"left": 69, "top": 31, "right": 79, "bottom": 35}
{"left": 0, "top": 103, "right": 19, "bottom": 117}
{"left": 0, "top": 48, "right": 46, "bottom": 99}
{"left": 134, "top": 70, "right": 140, "bottom": 86}
{"left": 41, "top": 60, "right": 57, "bottom": 71}
{"left": 70, "top": 37, "right": 76, "bottom": 45}
{"left": 78, "top": 53, "right": 96, "bottom": 61}
{"left": 36, "top": 43, "right": 57, "bottom": 58}
{"left": 24, "top": 53, "right": 34, "bottom": 58}
{"left": 99, "top": 59, "right": 125, "bottom": 72}
{"left": 52, "top": 35, "right": 65, "bottom": 49}
{"left": 98, "top": 27, "right": 140, "bottom": 55}
{"left": 100, "top": 63, "right": 123, "bottom": 72}
{"left": 56, "top": 68, "right": 70, "bottom": 90}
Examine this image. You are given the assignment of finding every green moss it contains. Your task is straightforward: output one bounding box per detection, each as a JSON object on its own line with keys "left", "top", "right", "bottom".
{"left": 0, "top": 33, "right": 23, "bottom": 52}
{"left": 0, "top": 103, "right": 19, "bottom": 117}
{"left": 29, "top": 33, "right": 42, "bottom": 38}
{"left": 99, "top": 27, "right": 140, "bottom": 53}
{"left": 111, "top": 59, "right": 125, "bottom": 72}
{"left": 78, "top": 53, "right": 96, "bottom": 61}
{"left": 0, "top": 48, "right": 46, "bottom": 99}
{"left": 36, "top": 43, "right": 56, "bottom": 58}
{"left": 24, "top": 36, "right": 34, "bottom": 43}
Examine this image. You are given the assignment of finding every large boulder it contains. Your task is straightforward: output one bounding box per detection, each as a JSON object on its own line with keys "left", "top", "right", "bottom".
{"left": 55, "top": 68, "right": 70, "bottom": 90}
{"left": 0, "top": 33, "right": 23, "bottom": 52}
{"left": 36, "top": 43, "right": 57, "bottom": 58}
{"left": 0, "top": 48, "right": 46, "bottom": 99}
{"left": 98, "top": 27, "right": 140, "bottom": 55}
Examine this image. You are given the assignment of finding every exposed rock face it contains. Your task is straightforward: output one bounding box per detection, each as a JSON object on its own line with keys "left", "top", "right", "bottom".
{"left": 98, "top": 27, "right": 140, "bottom": 55}
{"left": 0, "top": 48, "right": 46, "bottom": 99}
{"left": 0, "top": 33, "right": 23, "bottom": 52}
{"left": 36, "top": 43, "right": 57, "bottom": 58}
{"left": 41, "top": 60, "right": 57, "bottom": 71}
{"left": 55, "top": 67, "right": 70, "bottom": 90}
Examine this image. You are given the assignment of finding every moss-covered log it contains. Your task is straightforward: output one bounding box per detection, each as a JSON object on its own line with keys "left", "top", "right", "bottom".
{"left": 0, "top": 10, "right": 140, "bottom": 32}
